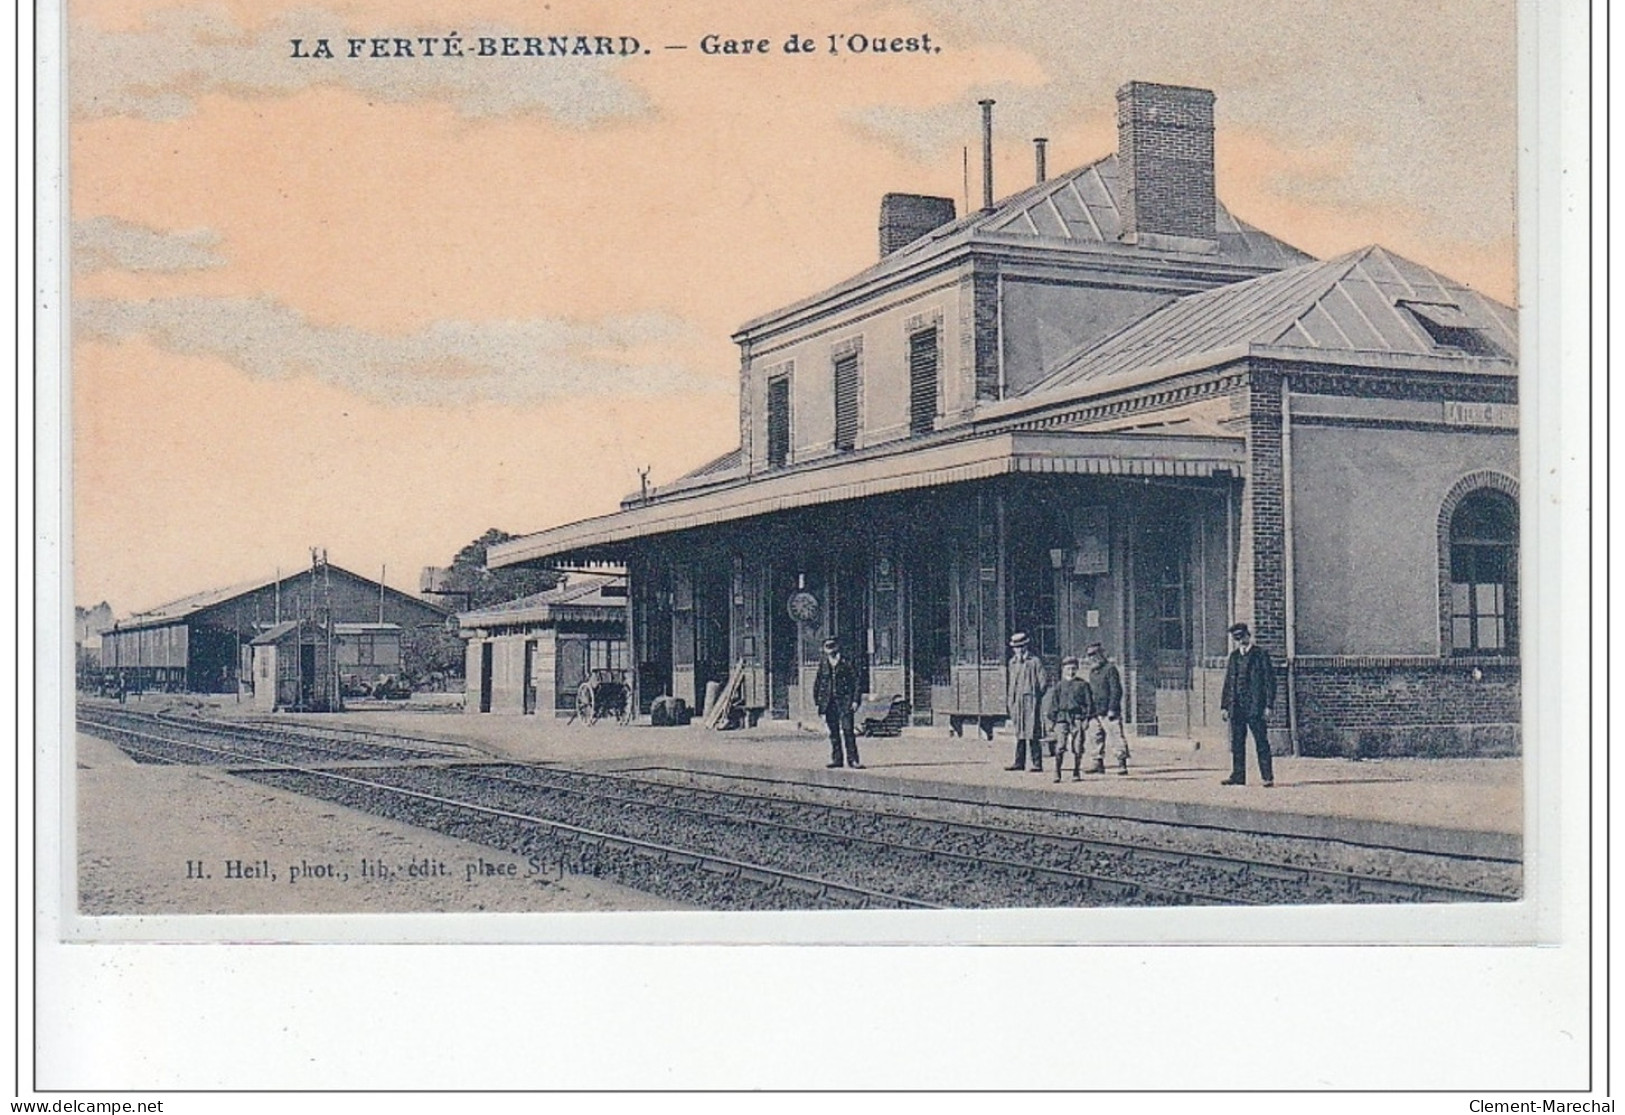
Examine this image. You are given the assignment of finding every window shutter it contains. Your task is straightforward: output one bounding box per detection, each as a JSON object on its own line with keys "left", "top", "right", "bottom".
{"left": 909, "top": 328, "right": 938, "bottom": 435}
{"left": 766, "top": 376, "right": 790, "bottom": 469}
{"left": 833, "top": 354, "right": 860, "bottom": 452}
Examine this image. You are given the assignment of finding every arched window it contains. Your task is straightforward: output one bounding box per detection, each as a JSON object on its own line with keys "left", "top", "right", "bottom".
{"left": 1447, "top": 489, "right": 1517, "bottom": 655}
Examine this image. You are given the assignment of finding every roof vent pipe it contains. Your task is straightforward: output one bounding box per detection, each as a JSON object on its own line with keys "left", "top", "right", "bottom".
{"left": 978, "top": 99, "right": 995, "bottom": 211}
{"left": 1033, "top": 137, "right": 1048, "bottom": 185}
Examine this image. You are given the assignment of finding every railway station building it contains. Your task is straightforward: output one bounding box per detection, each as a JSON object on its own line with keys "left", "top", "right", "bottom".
{"left": 457, "top": 573, "right": 629, "bottom": 717}
{"left": 102, "top": 562, "right": 448, "bottom": 696}
{"left": 489, "top": 81, "right": 1520, "bottom": 758}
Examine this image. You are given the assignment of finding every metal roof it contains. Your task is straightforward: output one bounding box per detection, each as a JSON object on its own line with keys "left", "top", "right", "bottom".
{"left": 734, "top": 153, "right": 1311, "bottom": 339}
{"left": 488, "top": 429, "right": 1243, "bottom": 567}
{"left": 456, "top": 573, "right": 627, "bottom": 626}
{"left": 1033, "top": 245, "right": 1518, "bottom": 393}
{"left": 975, "top": 154, "right": 1310, "bottom": 269}
{"left": 116, "top": 563, "right": 448, "bottom": 631}
{"left": 251, "top": 620, "right": 402, "bottom": 645}
{"left": 639, "top": 446, "right": 747, "bottom": 503}
{"left": 248, "top": 620, "right": 300, "bottom": 646}
{"left": 128, "top": 574, "right": 286, "bottom": 625}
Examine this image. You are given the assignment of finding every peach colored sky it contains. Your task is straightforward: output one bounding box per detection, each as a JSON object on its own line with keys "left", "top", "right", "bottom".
{"left": 67, "top": 0, "right": 1517, "bottom": 614}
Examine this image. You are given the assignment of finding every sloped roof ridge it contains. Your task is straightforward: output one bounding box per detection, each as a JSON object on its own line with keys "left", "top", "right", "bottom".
{"left": 1028, "top": 249, "right": 1364, "bottom": 394}
{"left": 1025, "top": 244, "right": 1516, "bottom": 399}
{"left": 131, "top": 574, "right": 276, "bottom": 618}
{"left": 125, "top": 562, "right": 446, "bottom": 623}
{"left": 460, "top": 572, "right": 621, "bottom": 618}
{"left": 736, "top": 149, "right": 1310, "bottom": 337}
{"left": 846, "top": 153, "right": 1117, "bottom": 267}
{"left": 672, "top": 445, "right": 743, "bottom": 484}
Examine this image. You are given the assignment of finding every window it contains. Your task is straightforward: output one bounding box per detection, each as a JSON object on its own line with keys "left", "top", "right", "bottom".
{"left": 833, "top": 353, "right": 860, "bottom": 452}
{"left": 1448, "top": 490, "right": 1517, "bottom": 655}
{"left": 588, "top": 639, "right": 628, "bottom": 672}
{"left": 908, "top": 327, "right": 939, "bottom": 435}
{"left": 1400, "top": 299, "right": 1507, "bottom": 359}
{"left": 766, "top": 375, "right": 790, "bottom": 469}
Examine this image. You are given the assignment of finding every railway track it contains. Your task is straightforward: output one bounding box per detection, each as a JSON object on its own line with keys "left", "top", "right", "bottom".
{"left": 77, "top": 704, "right": 1516, "bottom": 911}
{"left": 77, "top": 705, "right": 473, "bottom": 765}
{"left": 79, "top": 709, "right": 938, "bottom": 910}
{"left": 439, "top": 764, "right": 1510, "bottom": 905}
{"left": 244, "top": 763, "right": 1232, "bottom": 909}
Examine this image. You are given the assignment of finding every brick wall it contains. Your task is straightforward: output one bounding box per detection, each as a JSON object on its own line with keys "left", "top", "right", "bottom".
{"left": 973, "top": 268, "right": 1001, "bottom": 400}
{"left": 1292, "top": 658, "right": 1521, "bottom": 757}
{"left": 1245, "top": 369, "right": 1291, "bottom": 749}
{"left": 879, "top": 193, "right": 956, "bottom": 257}
{"left": 1116, "top": 82, "right": 1217, "bottom": 242}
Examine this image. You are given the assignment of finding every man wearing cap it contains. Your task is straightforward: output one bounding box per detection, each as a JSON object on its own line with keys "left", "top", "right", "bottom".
{"left": 1004, "top": 632, "right": 1048, "bottom": 773}
{"left": 813, "top": 637, "right": 863, "bottom": 769}
{"left": 1220, "top": 622, "right": 1277, "bottom": 787}
{"left": 1083, "top": 642, "right": 1129, "bottom": 775}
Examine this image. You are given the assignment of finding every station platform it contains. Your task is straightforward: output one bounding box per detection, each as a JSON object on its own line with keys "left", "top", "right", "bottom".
{"left": 150, "top": 696, "right": 1522, "bottom": 862}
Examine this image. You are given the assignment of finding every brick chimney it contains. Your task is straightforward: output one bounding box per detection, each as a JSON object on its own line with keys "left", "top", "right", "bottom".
{"left": 879, "top": 193, "right": 958, "bottom": 258}
{"left": 1116, "top": 81, "right": 1218, "bottom": 251}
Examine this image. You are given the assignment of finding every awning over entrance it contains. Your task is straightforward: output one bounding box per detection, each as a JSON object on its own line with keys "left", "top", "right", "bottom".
{"left": 490, "top": 429, "right": 1243, "bottom": 568}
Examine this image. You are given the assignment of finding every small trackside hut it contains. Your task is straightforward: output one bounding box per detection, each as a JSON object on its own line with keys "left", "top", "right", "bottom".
{"left": 489, "top": 82, "right": 1520, "bottom": 758}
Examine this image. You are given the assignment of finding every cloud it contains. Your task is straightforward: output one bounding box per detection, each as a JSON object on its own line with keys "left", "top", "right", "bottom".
{"left": 860, "top": 0, "right": 1515, "bottom": 247}
{"left": 72, "top": 216, "right": 228, "bottom": 273}
{"left": 71, "top": 6, "right": 649, "bottom": 123}
{"left": 73, "top": 295, "right": 717, "bottom": 406}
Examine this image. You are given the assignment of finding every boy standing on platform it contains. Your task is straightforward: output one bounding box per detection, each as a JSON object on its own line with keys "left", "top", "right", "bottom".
{"left": 1048, "top": 656, "right": 1095, "bottom": 782}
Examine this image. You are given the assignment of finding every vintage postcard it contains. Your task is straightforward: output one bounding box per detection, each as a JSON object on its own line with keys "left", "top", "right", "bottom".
{"left": 36, "top": 0, "right": 1594, "bottom": 1093}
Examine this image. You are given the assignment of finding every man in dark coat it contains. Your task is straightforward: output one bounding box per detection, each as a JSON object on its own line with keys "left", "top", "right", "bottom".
{"left": 1083, "top": 642, "right": 1129, "bottom": 775}
{"left": 813, "top": 637, "right": 863, "bottom": 769}
{"left": 1220, "top": 622, "right": 1277, "bottom": 786}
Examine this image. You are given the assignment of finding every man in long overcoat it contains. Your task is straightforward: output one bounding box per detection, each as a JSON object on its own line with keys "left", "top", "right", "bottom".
{"left": 1004, "top": 632, "right": 1048, "bottom": 773}
{"left": 1219, "top": 622, "right": 1277, "bottom": 786}
{"left": 813, "top": 637, "right": 862, "bottom": 769}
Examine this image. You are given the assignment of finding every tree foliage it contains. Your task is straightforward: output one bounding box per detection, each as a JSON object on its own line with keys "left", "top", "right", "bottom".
{"left": 403, "top": 529, "right": 561, "bottom": 687}
{"left": 445, "top": 528, "right": 561, "bottom": 611}
{"left": 400, "top": 623, "right": 465, "bottom": 690}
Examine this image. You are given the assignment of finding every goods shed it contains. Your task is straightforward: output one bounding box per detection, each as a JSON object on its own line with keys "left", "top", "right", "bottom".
{"left": 103, "top": 562, "right": 446, "bottom": 695}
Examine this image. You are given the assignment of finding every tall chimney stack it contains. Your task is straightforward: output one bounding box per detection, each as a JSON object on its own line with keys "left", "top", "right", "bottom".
{"left": 1033, "top": 137, "right": 1048, "bottom": 185}
{"left": 1116, "top": 81, "right": 1218, "bottom": 249}
{"left": 978, "top": 99, "right": 995, "bottom": 211}
{"left": 878, "top": 193, "right": 957, "bottom": 258}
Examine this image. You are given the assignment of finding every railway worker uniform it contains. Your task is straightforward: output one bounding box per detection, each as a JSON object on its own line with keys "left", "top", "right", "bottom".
{"left": 1047, "top": 657, "right": 1095, "bottom": 782}
{"left": 1220, "top": 623, "right": 1277, "bottom": 787}
{"left": 1083, "top": 643, "right": 1130, "bottom": 775}
{"left": 1004, "top": 632, "right": 1048, "bottom": 773}
{"left": 813, "top": 638, "right": 863, "bottom": 769}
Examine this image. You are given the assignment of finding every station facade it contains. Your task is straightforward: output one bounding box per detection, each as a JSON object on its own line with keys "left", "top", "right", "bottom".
{"left": 491, "top": 82, "right": 1520, "bottom": 757}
